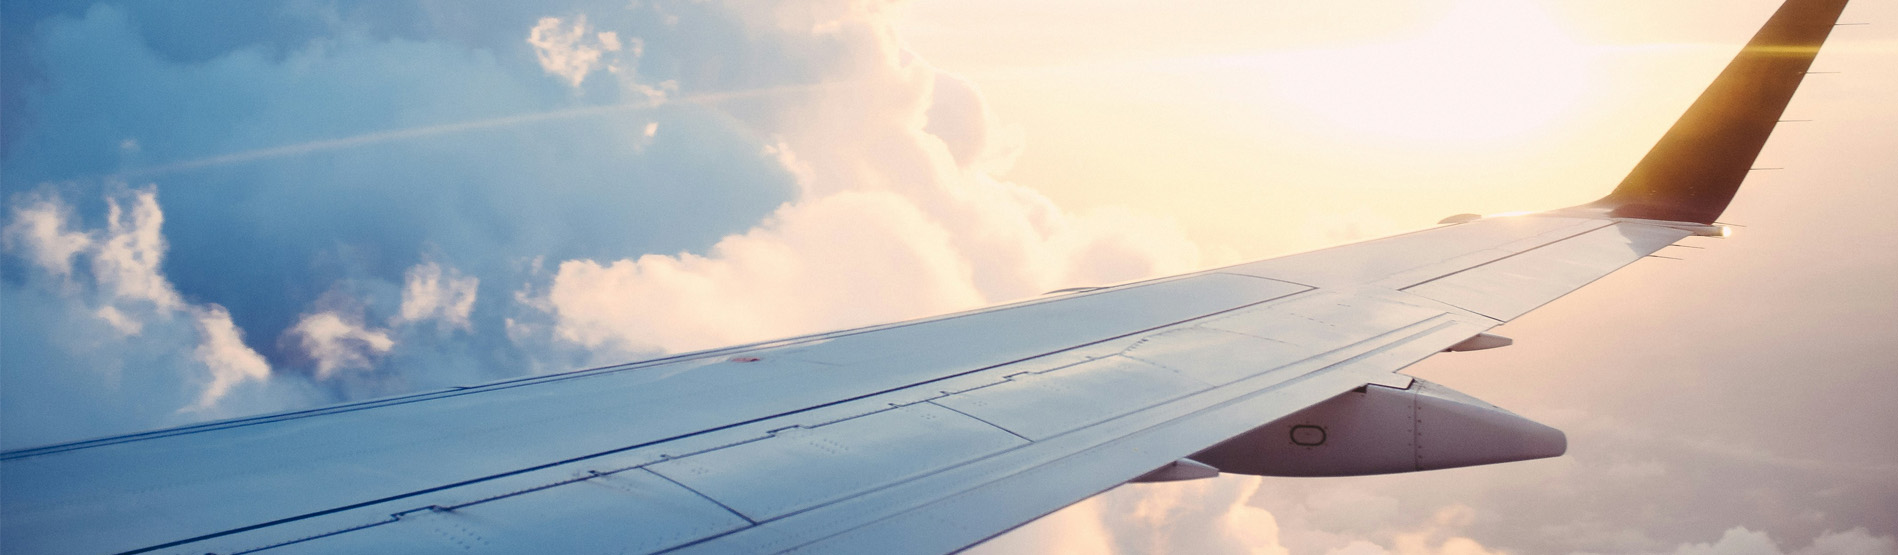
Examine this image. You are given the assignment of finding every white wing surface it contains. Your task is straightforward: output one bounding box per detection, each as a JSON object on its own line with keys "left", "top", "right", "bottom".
{"left": 0, "top": 1, "right": 1851, "bottom": 553}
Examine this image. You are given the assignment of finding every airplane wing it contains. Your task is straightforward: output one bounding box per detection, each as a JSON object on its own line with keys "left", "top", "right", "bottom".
{"left": 0, "top": 0, "right": 1851, "bottom": 553}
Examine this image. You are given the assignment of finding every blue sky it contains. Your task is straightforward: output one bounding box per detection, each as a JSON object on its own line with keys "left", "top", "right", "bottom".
{"left": 4, "top": 1, "right": 1895, "bottom": 554}
{"left": 4, "top": 0, "right": 811, "bottom": 442}
{"left": 2, "top": 0, "right": 1200, "bottom": 448}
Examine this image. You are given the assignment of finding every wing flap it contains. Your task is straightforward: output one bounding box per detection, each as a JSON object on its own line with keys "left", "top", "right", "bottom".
{"left": 681, "top": 316, "right": 1485, "bottom": 554}
{"left": 255, "top": 469, "right": 752, "bottom": 555}
{"left": 647, "top": 403, "right": 1030, "bottom": 522}
{"left": 931, "top": 356, "right": 1211, "bottom": 441}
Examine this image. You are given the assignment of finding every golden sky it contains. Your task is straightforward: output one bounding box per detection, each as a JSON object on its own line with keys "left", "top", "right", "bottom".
{"left": 897, "top": 0, "right": 1896, "bottom": 261}
{"left": 898, "top": 1, "right": 1898, "bottom": 553}
{"left": 2, "top": 1, "right": 1889, "bottom": 551}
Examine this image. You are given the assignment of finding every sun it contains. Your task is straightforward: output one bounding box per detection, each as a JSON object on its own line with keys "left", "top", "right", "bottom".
{"left": 1256, "top": 0, "right": 1597, "bottom": 142}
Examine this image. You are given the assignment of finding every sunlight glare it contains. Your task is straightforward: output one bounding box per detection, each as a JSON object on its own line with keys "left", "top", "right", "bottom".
{"left": 1257, "top": 0, "right": 1596, "bottom": 142}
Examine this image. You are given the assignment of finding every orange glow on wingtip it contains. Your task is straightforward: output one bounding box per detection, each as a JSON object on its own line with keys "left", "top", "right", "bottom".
{"left": 1745, "top": 45, "right": 1823, "bottom": 55}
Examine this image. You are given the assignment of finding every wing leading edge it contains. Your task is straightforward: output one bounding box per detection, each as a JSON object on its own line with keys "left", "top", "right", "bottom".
{"left": 0, "top": 1, "right": 1852, "bottom": 553}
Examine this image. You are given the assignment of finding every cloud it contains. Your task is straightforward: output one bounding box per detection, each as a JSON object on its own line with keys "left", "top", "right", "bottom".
{"left": 90, "top": 186, "right": 181, "bottom": 310}
{"left": 1634, "top": 527, "right": 1897, "bottom": 555}
{"left": 397, "top": 260, "right": 480, "bottom": 330}
{"left": 5, "top": 1, "right": 1893, "bottom": 553}
{"left": 1, "top": 0, "right": 1203, "bottom": 450}
{"left": 528, "top": 15, "right": 622, "bottom": 88}
{"left": 1321, "top": 506, "right": 1504, "bottom": 555}
{"left": 7, "top": 1, "right": 804, "bottom": 402}
{"left": 964, "top": 496, "right": 1117, "bottom": 555}
{"left": 1796, "top": 529, "right": 1898, "bottom": 555}
{"left": 0, "top": 187, "right": 283, "bottom": 447}
{"left": 289, "top": 310, "right": 396, "bottom": 380}
{"left": 544, "top": 189, "right": 984, "bottom": 354}
{"left": 522, "top": 5, "right": 1204, "bottom": 355}
{"left": 976, "top": 476, "right": 1292, "bottom": 555}
{"left": 1, "top": 191, "right": 92, "bottom": 279}
{"left": 192, "top": 305, "right": 272, "bottom": 409}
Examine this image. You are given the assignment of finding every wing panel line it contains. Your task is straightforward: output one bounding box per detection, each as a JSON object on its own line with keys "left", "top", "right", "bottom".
{"left": 109, "top": 283, "right": 1316, "bottom": 555}
{"left": 5, "top": 274, "right": 1317, "bottom": 460}
{"left": 1396, "top": 220, "right": 1616, "bottom": 291}
{"left": 659, "top": 316, "right": 1473, "bottom": 553}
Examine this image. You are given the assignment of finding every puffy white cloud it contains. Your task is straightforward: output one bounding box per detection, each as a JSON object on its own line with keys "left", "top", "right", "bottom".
{"left": 397, "top": 261, "right": 480, "bottom": 330}
{"left": 1, "top": 192, "right": 93, "bottom": 279}
{"left": 91, "top": 188, "right": 183, "bottom": 310}
{"left": 94, "top": 305, "right": 143, "bottom": 336}
{"left": 1321, "top": 506, "right": 1504, "bottom": 555}
{"left": 289, "top": 310, "right": 396, "bottom": 379}
{"left": 0, "top": 187, "right": 277, "bottom": 435}
{"left": 982, "top": 476, "right": 1531, "bottom": 555}
{"left": 975, "top": 477, "right": 1292, "bottom": 555}
{"left": 1796, "top": 529, "right": 1898, "bottom": 555}
{"left": 1665, "top": 528, "right": 1790, "bottom": 555}
{"left": 1011, "top": 474, "right": 1898, "bottom": 555}
{"left": 1651, "top": 527, "right": 1897, "bottom": 555}
{"left": 546, "top": 190, "right": 984, "bottom": 354}
{"left": 965, "top": 496, "right": 1118, "bottom": 555}
{"left": 191, "top": 306, "right": 272, "bottom": 410}
{"left": 526, "top": 6, "right": 1203, "bottom": 356}
{"left": 528, "top": 15, "right": 628, "bottom": 88}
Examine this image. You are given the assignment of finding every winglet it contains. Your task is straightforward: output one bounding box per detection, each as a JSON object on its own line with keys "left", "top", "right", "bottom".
{"left": 1588, "top": 0, "right": 1851, "bottom": 224}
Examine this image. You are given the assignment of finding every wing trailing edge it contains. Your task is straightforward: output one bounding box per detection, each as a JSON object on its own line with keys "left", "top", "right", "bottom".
{"left": 1588, "top": 0, "right": 1851, "bottom": 224}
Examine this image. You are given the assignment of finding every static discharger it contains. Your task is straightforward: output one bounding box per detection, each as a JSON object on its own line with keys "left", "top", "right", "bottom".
{"left": 1129, "top": 458, "right": 1220, "bottom": 483}
{"left": 1444, "top": 333, "right": 1512, "bottom": 352}
{"left": 1692, "top": 225, "right": 1734, "bottom": 238}
{"left": 1648, "top": 222, "right": 1733, "bottom": 238}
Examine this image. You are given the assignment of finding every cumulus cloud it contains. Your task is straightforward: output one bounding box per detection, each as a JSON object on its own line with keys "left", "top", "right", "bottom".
{"left": 6, "top": 188, "right": 191, "bottom": 332}
{"left": 90, "top": 188, "right": 183, "bottom": 309}
{"left": 290, "top": 310, "right": 396, "bottom": 379}
{"left": 1, "top": 187, "right": 280, "bottom": 445}
{"left": 6, "top": 1, "right": 1894, "bottom": 553}
{"left": 545, "top": 190, "right": 984, "bottom": 354}
{"left": 2, "top": 0, "right": 1202, "bottom": 447}
{"left": 397, "top": 261, "right": 480, "bottom": 330}
{"left": 1, "top": 192, "right": 92, "bottom": 279}
{"left": 975, "top": 477, "right": 1293, "bottom": 555}
{"left": 528, "top": 15, "right": 631, "bottom": 88}
{"left": 1620, "top": 527, "right": 1897, "bottom": 555}
{"left": 192, "top": 306, "right": 272, "bottom": 409}
{"left": 1320, "top": 505, "right": 1504, "bottom": 555}
{"left": 523, "top": 5, "right": 1202, "bottom": 355}
{"left": 1002, "top": 425, "right": 1898, "bottom": 555}
{"left": 965, "top": 495, "right": 1117, "bottom": 555}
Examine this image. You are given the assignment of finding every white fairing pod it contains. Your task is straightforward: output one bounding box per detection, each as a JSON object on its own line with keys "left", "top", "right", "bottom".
{"left": 1190, "top": 379, "right": 1566, "bottom": 477}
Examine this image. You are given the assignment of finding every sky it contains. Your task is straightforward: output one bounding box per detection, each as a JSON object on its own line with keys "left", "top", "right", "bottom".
{"left": 0, "top": 1, "right": 1893, "bottom": 554}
